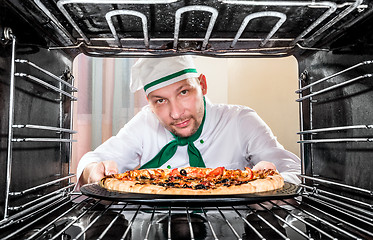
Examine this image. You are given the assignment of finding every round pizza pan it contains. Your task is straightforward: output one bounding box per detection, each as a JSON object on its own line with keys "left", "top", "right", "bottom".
{"left": 80, "top": 182, "right": 301, "bottom": 207}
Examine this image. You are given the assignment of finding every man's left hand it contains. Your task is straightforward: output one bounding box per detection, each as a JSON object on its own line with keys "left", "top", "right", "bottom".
{"left": 252, "top": 161, "right": 276, "bottom": 171}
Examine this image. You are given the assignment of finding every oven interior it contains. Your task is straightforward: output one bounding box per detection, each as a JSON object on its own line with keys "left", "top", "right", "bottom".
{"left": 0, "top": 0, "right": 373, "bottom": 239}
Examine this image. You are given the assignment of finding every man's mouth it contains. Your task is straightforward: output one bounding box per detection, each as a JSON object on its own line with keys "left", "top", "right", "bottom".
{"left": 173, "top": 118, "right": 191, "bottom": 128}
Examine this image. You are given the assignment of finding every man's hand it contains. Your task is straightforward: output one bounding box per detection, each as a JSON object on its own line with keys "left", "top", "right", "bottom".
{"left": 250, "top": 161, "right": 277, "bottom": 210}
{"left": 252, "top": 161, "right": 276, "bottom": 171}
{"left": 80, "top": 161, "right": 118, "bottom": 186}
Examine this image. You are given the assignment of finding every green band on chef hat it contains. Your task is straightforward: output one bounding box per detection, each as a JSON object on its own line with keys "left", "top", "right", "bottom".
{"left": 144, "top": 68, "right": 198, "bottom": 93}
{"left": 130, "top": 56, "right": 199, "bottom": 95}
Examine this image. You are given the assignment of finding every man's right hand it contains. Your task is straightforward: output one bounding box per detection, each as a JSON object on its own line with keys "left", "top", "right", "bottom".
{"left": 80, "top": 160, "right": 118, "bottom": 186}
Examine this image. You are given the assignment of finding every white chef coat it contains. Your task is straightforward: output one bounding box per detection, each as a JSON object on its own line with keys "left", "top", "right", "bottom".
{"left": 77, "top": 98, "right": 301, "bottom": 184}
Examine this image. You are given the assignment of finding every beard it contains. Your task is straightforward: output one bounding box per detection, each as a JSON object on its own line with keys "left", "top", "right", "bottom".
{"left": 170, "top": 116, "right": 199, "bottom": 138}
{"left": 169, "top": 103, "right": 205, "bottom": 138}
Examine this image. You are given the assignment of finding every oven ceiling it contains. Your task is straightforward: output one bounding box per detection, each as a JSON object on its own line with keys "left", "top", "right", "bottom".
{"left": 3, "top": 0, "right": 373, "bottom": 57}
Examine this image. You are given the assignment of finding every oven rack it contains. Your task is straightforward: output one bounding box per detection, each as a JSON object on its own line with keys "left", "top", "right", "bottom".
{"left": 4, "top": 34, "right": 77, "bottom": 220}
{"left": 297, "top": 59, "right": 373, "bottom": 175}
{"left": 300, "top": 175, "right": 373, "bottom": 197}
{"left": 32, "top": 0, "right": 366, "bottom": 57}
{"left": 0, "top": 190, "right": 372, "bottom": 240}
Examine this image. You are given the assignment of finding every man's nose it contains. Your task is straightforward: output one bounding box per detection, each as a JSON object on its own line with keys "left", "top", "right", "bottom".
{"left": 170, "top": 101, "right": 184, "bottom": 119}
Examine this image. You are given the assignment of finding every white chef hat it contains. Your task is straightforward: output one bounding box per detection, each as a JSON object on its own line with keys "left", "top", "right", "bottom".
{"left": 130, "top": 55, "right": 199, "bottom": 95}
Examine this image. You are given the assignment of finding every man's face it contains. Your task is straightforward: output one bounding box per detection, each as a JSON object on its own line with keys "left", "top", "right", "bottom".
{"left": 147, "top": 76, "right": 207, "bottom": 138}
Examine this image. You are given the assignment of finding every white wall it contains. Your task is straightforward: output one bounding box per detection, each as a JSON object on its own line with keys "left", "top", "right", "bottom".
{"left": 194, "top": 56, "right": 300, "bottom": 157}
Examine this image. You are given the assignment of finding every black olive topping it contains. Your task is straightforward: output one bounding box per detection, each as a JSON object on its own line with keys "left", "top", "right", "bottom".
{"left": 180, "top": 169, "right": 187, "bottom": 176}
{"left": 194, "top": 184, "right": 206, "bottom": 189}
{"left": 216, "top": 179, "right": 229, "bottom": 184}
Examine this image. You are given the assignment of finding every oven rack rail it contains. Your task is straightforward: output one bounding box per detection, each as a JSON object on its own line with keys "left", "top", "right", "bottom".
{"left": 300, "top": 175, "right": 373, "bottom": 197}
{"left": 4, "top": 35, "right": 77, "bottom": 220}
{"left": 296, "top": 59, "right": 373, "bottom": 151}
{"left": 14, "top": 59, "right": 77, "bottom": 101}
{"left": 32, "top": 0, "right": 366, "bottom": 56}
{"left": 296, "top": 59, "right": 373, "bottom": 102}
{"left": 0, "top": 189, "right": 372, "bottom": 240}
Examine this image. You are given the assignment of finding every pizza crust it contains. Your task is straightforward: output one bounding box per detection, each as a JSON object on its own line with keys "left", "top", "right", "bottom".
{"left": 100, "top": 172, "right": 284, "bottom": 195}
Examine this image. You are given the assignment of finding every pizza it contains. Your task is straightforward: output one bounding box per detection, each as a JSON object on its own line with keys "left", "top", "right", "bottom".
{"left": 100, "top": 167, "right": 284, "bottom": 195}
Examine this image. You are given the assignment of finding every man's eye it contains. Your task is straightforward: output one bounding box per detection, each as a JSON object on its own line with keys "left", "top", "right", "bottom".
{"left": 156, "top": 99, "right": 165, "bottom": 104}
{"left": 180, "top": 90, "right": 188, "bottom": 95}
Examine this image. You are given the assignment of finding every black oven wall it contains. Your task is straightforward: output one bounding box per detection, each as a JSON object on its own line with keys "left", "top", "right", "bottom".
{"left": 296, "top": 11, "right": 373, "bottom": 200}
{"left": 0, "top": 1, "right": 75, "bottom": 219}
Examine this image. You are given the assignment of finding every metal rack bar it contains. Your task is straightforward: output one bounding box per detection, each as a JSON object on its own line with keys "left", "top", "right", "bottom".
{"left": 14, "top": 73, "right": 77, "bottom": 100}
{"left": 281, "top": 199, "right": 361, "bottom": 240}
{"left": 97, "top": 203, "right": 128, "bottom": 240}
{"left": 50, "top": 199, "right": 102, "bottom": 240}
{"left": 144, "top": 207, "right": 156, "bottom": 240}
{"left": 168, "top": 207, "right": 172, "bottom": 240}
{"left": 174, "top": 5, "right": 218, "bottom": 50}
{"left": 231, "top": 11, "right": 287, "bottom": 48}
{"left": 298, "top": 124, "right": 373, "bottom": 134}
{"left": 257, "top": 203, "right": 312, "bottom": 239}
{"left": 294, "top": 198, "right": 369, "bottom": 240}
{"left": 2, "top": 196, "right": 69, "bottom": 240}
{"left": 9, "top": 175, "right": 75, "bottom": 196}
{"left": 68, "top": 73, "right": 75, "bottom": 182}
{"left": 58, "top": 80, "right": 63, "bottom": 179}
{"left": 78, "top": 37, "right": 296, "bottom": 43}
{"left": 72, "top": 202, "right": 114, "bottom": 240}
{"left": 271, "top": 200, "right": 337, "bottom": 240}
{"left": 3, "top": 193, "right": 64, "bottom": 230}
{"left": 216, "top": 207, "right": 242, "bottom": 239}
{"left": 12, "top": 138, "right": 77, "bottom": 142}
{"left": 25, "top": 195, "right": 85, "bottom": 240}
{"left": 12, "top": 124, "right": 77, "bottom": 134}
{"left": 106, "top": 10, "right": 149, "bottom": 48}
{"left": 296, "top": 74, "right": 373, "bottom": 102}
{"left": 297, "top": 138, "right": 373, "bottom": 144}
{"left": 304, "top": 195, "right": 373, "bottom": 229}
{"left": 201, "top": 207, "right": 219, "bottom": 240}
{"left": 232, "top": 206, "right": 265, "bottom": 240}
{"left": 9, "top": 184, "right": 74, "bottom": 211}
{"left": 120, "top": 205, "right": 141, "bottom": 240}
{"left": 3, "top": 195, "right": 79, "bottom": 240}
{"left": 186, "top": 207, "right": 195, "bottom": 240}
{"left": 308, "top": 195, "right": 373, "bottom": 221}
{"left": 4, "top": 35, "right": 17, "bottom": 220}
{"left": 296, "top": 60, "right": 373, "bottom": 93}
{"left": 15, "top": 59, "right": 77, "bottom": 91}
{"left": 298, "top": 73, "right": 306, "bottom": 180}
{"left": 301, "top": 184, "right": 373, "bottom": 210}
{"left": 300, "top": 175, "right": 373, "bottom": 195}
{"left": 49, "top": 40, "right": 294, "bottom": 56}
{"left": 77, "top": 44, "right": 294, "bottom": 56}
{"left": 253, "top": 210, "right": 289, "bottom": 240}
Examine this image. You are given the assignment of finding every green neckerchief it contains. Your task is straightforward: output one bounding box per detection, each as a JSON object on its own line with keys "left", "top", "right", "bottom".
{"left": 140, "top": 98, "right": 206, "bottom": 169}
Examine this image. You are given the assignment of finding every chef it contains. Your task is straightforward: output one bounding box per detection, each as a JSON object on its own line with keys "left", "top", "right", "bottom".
{"left": 77, "top": 55, "right": 301, "bottom": 188}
